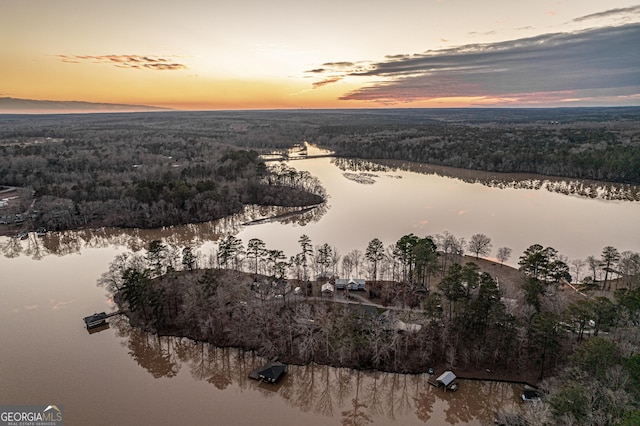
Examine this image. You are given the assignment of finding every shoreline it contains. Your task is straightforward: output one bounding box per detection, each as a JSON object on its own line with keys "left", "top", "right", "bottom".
{"left": 124, "top": 311, "right": 541, "bottom": 387}
{"left": 0, "top": 198, "right": 326, "bottom": 238}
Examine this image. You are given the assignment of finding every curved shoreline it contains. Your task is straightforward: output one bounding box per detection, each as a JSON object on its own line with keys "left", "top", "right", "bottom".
{"left": 120, "top": 309, "right": 541, "bottom": 388}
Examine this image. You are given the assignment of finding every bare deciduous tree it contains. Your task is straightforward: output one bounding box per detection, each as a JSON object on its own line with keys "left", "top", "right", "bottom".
{"left": 497, "top": 247, "right": 512, "bottom": 266}
{"left": 468, "top": 233, "right": 492, "bottom": 259}
{"left": 569, "top": 258, "right": 585, "bottom": 283}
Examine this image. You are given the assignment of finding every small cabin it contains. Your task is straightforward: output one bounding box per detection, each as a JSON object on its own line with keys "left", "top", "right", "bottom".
{"left": 83, "top": 312, "right": 108, "bottom": 329}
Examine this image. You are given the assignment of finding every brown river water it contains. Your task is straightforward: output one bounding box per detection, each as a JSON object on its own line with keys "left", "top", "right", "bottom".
{"left": 1, "top": 157, "right": 638, "bottom": 425}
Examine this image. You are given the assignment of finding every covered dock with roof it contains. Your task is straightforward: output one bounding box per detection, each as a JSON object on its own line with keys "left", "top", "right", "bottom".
{"left": 429, "top": 370, "right": 458, "bottom": 391}
{"left": 249, "top": 359, "right": 287, "bottom": 384}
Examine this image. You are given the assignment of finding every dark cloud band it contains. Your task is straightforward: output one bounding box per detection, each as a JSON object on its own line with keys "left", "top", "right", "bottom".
{"left": 331, "top": 23, "right": 640, "bottom": 104}
{"left": 573, "top": 5, "right": 640, "bottom": 22}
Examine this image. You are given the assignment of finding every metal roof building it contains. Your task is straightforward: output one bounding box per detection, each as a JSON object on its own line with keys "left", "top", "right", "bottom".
{"left": 436, "top": 371, "right": 457, "bottom": 389}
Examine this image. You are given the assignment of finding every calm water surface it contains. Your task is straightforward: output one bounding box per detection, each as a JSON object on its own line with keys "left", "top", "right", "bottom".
{"left": 236, "top": 157, "right": 640, "bottom": 264}
{"left": 1, "top": 158, "right": 638, "bottom": 425}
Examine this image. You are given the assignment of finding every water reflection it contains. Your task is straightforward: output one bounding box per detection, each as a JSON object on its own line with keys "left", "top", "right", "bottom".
{"left": 333, "top": 158, "right": 640, "bottom": 201}
{"left": 109, "top": 316, "right": 521, "bottom": 425}
{"left": 0, "top": 203, "right": 326, "bottom": 259}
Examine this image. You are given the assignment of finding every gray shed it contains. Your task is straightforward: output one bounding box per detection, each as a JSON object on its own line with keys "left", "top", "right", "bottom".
{"left": 436, "top": 371, "right": 457, "bottom": 389}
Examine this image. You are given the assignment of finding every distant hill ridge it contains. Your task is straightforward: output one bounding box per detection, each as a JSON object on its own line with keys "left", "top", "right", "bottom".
{"left": 0, "top": 97, "right": 170, "bottom": 113}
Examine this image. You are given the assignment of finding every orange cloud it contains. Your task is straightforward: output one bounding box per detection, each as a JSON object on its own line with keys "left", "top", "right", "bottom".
{"left": 312, "top": 76, "right": 343, "bottom": 88}
{"left": 305, "top": 61, "right": 372, "bottom": 90}
{"left": 57, "top": 54, "right": 187, "bottom": 71}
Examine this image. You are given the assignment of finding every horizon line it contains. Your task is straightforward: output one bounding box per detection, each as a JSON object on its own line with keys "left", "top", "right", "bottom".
{"left": 2, "top": 104, "right": 640, "bottom": 116}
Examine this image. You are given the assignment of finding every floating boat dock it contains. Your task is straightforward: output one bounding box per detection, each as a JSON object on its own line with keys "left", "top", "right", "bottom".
{"left": 428, "top": 370, "right": 458, "bottom": 391}
{"left": 83, "top": 311, "right": 122, "bottom": 330}
{"left": 249, "top": 358, "right": 287, "bottom": 384}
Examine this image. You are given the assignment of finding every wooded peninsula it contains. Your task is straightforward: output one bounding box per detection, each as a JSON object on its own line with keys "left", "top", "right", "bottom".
{"left": 100, "top": 233, "right": 640, "bottom": 426}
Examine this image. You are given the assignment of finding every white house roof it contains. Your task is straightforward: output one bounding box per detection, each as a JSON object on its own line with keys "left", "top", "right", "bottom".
{"left": 394, "top": 320, "right": 422, "bottom": 332}
{"left": 321, "top": 283, "right": 334, "bottom": 292}
{"left": 436, "top": 371, "right": 456, "bottom": 387}
{"left": 336, "top": 278, "right": 365, "bottom": 283}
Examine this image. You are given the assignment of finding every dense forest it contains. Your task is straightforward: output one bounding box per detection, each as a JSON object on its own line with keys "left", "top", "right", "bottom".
{"left": 1, "top": 108, "right": 639, "bottom": 232}
{"left": 315, "top": 115, "right": 640, "bottom": 184}
{"left": 332, "top": 157, "right": 640, "bottom": 201}
{"left": 101, "top": 234, "right": 640, "bottom": 425}
{"left": 0, "top": 113, "right": 325, "bottom": 229}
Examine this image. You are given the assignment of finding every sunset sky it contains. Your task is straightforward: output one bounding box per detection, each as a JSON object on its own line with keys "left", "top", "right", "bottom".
{"left": 1, "top": 0, "right": 639, "bottom": 110}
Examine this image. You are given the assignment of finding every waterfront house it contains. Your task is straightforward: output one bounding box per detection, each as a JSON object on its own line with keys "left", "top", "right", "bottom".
{"left": 336, "top": 278, "right": 366, "bottom": 291}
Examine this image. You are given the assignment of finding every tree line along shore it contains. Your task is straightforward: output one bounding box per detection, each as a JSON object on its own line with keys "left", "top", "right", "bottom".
{"left": 100, "top": 233, "right": 640, "bottom": 426}
{"left": 1, "top": 108, "right": 639, "bottom": 234}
